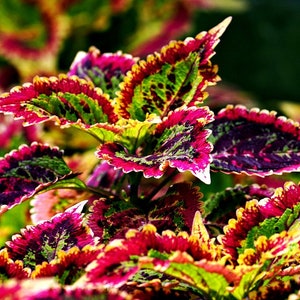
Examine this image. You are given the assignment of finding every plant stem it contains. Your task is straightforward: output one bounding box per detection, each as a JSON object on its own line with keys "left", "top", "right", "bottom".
{"left": 86, "top": 185, "right": 117, "bottom": 198}
{"left": 128, "top": 172, "right": 143, "bottom": 207}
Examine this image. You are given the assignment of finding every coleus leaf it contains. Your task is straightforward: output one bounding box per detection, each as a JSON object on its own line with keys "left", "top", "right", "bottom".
{"left": 239, "top": 203, "right": 300, "bottom": 254}
{"left": 259, "top": 181, "right": 300, "bottom": 218}
{"left": 239, "top": 182, "right": 300, "bottom": 253}
{"left": 138, "top": 254, "right": 236, "bottom": 298}
{"left": 115, "top": 17, "right": 232, "bottom": 121}
{"left": 0, "top": 142, "right": 84, "bottom": 213}
{"left": 88, "top": 197, "right": 142, "bottom": 243}
{"left": 0, "top": 248, "right": 30, "bottom": 281}
{"left": 32, "top": 245, "right": 102, "bottom": 286}
{"left": 202, "top": 184, "right": 274, "bottom": 222}
{"left": 85, "top": 223, "right": 265, "bottom": 298}
{"left": 97, "top": 106, "right": 213, "bottom": 184}
{"left": 84, "top": 224, "right": 222, "bottom": 287}
{"left": 208, "top": 105, "right": 300, "bottom": 176}
{"left": 237, "top": 230, "right": 300, "bottom": 283}
{"left": 68, "top": 47, "right": 138, "bottom": 99}
{"left": 88, "top": 182, "right": 202, "bottom": 243}
{"left": 0, "top": 74, "right": 118, "bottom": 127}
{"left": 221, "top": 181, "right": 300, "bottom": 260}
{"left": 5, "top": 201, "right": 95, "bottom": 270}
{"left": 248, "top": 279, "right": 292, "bottom": 300}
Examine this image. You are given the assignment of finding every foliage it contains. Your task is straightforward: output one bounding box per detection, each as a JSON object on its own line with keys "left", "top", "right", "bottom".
{"left": 2, "top": 14, "right": 300, "bottom": 300}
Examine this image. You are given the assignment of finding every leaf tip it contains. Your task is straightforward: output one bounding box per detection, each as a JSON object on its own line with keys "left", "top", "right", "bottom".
{"left": 194, "top": 164, "right": 211, "bottom": 185}
{"left": 209, "top": 16, "right": 232, "bottom": 38}
{"left": 191, "top": 210, "right": 209, "bottom": 241}
{"left": 0, "top": 205, "right": 9, "bottom": 215}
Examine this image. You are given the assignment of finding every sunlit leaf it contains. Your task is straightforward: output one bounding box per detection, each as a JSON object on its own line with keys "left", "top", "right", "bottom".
{"left": 231, "top": 267, "right": 262, "bottom": 299}
{"left": 221, "top": 199, "right": 264, "bottom": 260}
{"left": 259, "top": 181, "right": 300, "bottom": 218}
{"left": 239, "top": 231, "right": 300, "bottom": 265}
{"left": 248, "top": 279, "right": 291, "bottom": 300}
{"left": 0, "top": 142, "right": 84, "bottom": 213}
{"left": 209, "top": 105, "right": 300, "bottom": 176}
{"left": 139, "top": 255, "right": 235, "bottom": 298}
{"left": 115, "top": 17, "right": 232, "bottom": 120}
{"left": 0, "top": 74, "right": 118, "bottom": 127}
{"left": 239, "top": 203, "right": 300, "bottom": 254}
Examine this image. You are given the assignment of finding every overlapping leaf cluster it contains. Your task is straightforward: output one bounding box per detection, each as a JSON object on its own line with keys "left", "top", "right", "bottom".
{"left": 1, "top": 18, "right": 300, "bottom": 299}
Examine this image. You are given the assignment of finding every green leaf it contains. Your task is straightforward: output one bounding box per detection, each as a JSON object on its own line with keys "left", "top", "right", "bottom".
{"left": 231, "top": 268, "right": 262, "bottom": 299}
{"left": 145, "top": 259, "right": 233, "bottom": 299}
{"left": 0, "top": 75, "right": 118, "bottom": 127}
{"left": 240, "top": 203, "right": 300, "bottom": 253}
{"left": 116, "top": 17, "right": 232, "bottom": 120}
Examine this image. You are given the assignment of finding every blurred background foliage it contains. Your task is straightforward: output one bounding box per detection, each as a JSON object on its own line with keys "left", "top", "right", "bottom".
{"left": 0, "top": 0, "right": 300, "bottom": 112}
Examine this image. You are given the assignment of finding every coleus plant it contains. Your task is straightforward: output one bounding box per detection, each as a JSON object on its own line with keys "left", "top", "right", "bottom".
{"left": 1, "top": 17, "right": 300, "bottom": 299}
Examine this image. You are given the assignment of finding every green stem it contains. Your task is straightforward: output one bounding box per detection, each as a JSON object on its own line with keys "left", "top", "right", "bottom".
{"left": 128, "top": 172, "right": 143, "bottom": 207}
{"left": 86, "top": 185, "right": 118, "bottom": 199}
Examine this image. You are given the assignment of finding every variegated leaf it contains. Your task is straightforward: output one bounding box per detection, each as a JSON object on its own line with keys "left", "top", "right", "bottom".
{"left": 88, "top": 182, "right": 202, "bottom": 243}
{"left": 32, "top": 245, "right": 101, "bottom": 285}
{"left": 208, "top": 105, "right": 300, "bottom": 176}
{"left": 0, "top": 74, "right": 118, "bottom": 127}
{"left": 222, "top": 181, "right": 300, "bottom": 260}
{"left": 115, "top": 17, "right": 232, "bottom": 121}
{"left": 0, "top": 142, "right": 84, "bottom": 213}
{"left": 139, "top": 255, "right": 236, "bottom": 298}
{"left": 68, "top": 47, "right": 138, "bottom": 99}
{"left": 0, "top": 248, "right": 30, "bottom": 281}
{"left": 5, "top": 202, "right": 95, "bottom": 269}
{"left": 85, "top": 224, "right": 222, "bottom": 287}
{"left": 202, "top": 184, "right": 274, "bottom": 222}
{"left": 97, "top": 107, "right": 213, "bottom": 184}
